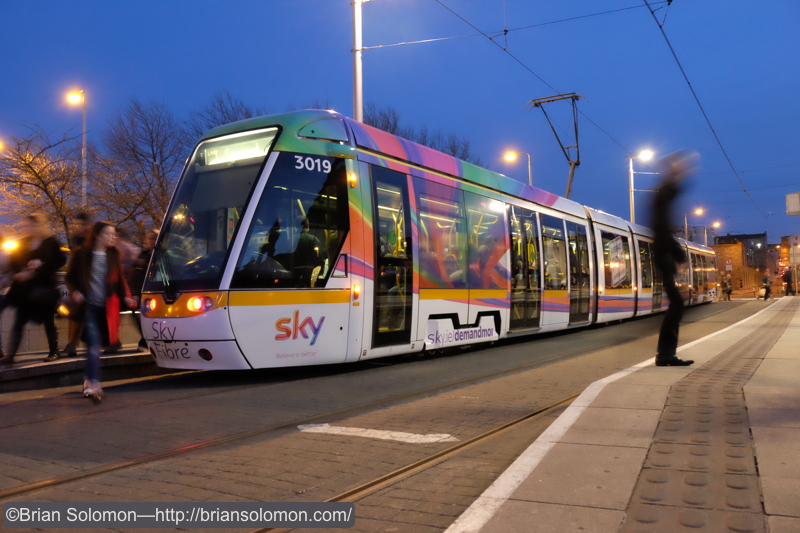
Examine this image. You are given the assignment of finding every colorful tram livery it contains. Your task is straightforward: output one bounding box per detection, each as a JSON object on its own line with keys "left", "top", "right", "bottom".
{"left": 140, "top": 110, "right": 717, "bottom": 370}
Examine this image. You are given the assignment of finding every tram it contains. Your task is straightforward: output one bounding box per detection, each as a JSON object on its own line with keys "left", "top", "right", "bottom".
{"left": 140, "top": 110, "right": 716, "bottom": 369}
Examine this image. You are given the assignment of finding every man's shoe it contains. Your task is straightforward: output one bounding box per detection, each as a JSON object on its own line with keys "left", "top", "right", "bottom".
{"left": 44, "top": 352, "right": 61, "bottom": 362}
{"left": 655, "top": 355, "right": 694, "bottom": 367}
{"left": 103, "top": 341, "right": 122, "bottom": 355}
{"left": 0, "top": 355, "right": 15, "bottom": 366}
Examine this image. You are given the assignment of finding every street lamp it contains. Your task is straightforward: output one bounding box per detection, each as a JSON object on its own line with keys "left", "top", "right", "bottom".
{"left": 684, "top": 207, "right": 704, "bottom": 241}
{"left": 67, "top": 90, "right": 87, "bottom": 207}
{"left": 503, "top": 151, "right": 532, "bottom": 187}
{"left": 626, "top": 150, "right": 655, "bottom": 224}
{"left": 352, "top": 0, "right": 374, "bottom": 122}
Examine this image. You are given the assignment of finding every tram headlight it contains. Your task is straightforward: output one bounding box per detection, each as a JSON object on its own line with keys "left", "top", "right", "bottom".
{"left": 143, "top": 298, "right": 158, "bottom": 313}
{"left": 187, "top": 296, "right": 214, "bottom": 313}
{"left": 353, "top": 283, "right": 361, "bottom": 300}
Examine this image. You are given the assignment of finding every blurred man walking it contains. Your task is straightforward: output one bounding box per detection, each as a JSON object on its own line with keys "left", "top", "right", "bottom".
{"left": 651, "top": 151, "right": 699, "bottom": 367}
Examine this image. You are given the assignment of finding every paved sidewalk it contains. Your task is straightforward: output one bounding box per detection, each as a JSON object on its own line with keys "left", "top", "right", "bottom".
{"left": 449, "top": 297, "right": 800, "bottom": 533}
{"left": 0, "top": 344, "right": 161, "bottom": 393}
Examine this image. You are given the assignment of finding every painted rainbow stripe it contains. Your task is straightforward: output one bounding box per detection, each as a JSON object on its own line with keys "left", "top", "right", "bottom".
{"left": 350, "top": 122, "right": 564, "bottom": 209}
{"left": 542, "top": 290, "right": 570, "bottom": 313}
{"left": 598, "top": 296, "right": 636, "bottom": 314}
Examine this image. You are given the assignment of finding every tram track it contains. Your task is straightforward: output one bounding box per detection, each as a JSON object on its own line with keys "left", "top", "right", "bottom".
{"left": 253, "top": 394, "right": 579, "bottom": 533}
{"left": 0, "top": 332, "right": 637, "bottom": 502}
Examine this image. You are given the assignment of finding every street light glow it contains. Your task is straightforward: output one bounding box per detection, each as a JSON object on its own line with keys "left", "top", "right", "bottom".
{"left": 502, "top": 150, "right": 532, "bottom": 187}
{"left": 712, "top": 221, "right": 721, "bottom": 228}
{"left": 638, "top": 150, "right": 654, "bottom": 162}
{"left": 67, "top": 92, "right": 84, "bottom": 105}
{"left": 694, "top": 208, "right": 704, "bottom": 216}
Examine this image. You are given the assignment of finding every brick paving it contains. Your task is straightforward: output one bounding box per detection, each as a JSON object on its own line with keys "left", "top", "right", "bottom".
{"left": 0, "top": 302, "right": 763, "bottom": 533}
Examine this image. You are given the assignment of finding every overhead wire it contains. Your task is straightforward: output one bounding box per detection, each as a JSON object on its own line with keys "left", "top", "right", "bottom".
{"left": 432, "top": 0, "right": 633, "bottom": 155}
{"left": 641, "top": 0, "right": 767, "bottom": 220}
{"left": 364, "top": 3, "right": 669, "bottom": 51}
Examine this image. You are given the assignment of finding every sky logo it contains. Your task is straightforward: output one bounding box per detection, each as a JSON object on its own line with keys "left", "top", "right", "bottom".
{"left": 275, "top": 310, "right": 325, "bottom": 345}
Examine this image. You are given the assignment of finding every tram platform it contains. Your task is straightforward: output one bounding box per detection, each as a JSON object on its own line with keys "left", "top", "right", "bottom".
{"left": 0, "top": 345, "right": 165, "bottom": 393}
{"left": 449, "top": 296, "right": 800, "bottom": 533}
{"left": 0, "top": 308, "right": 171, "bottom": 392}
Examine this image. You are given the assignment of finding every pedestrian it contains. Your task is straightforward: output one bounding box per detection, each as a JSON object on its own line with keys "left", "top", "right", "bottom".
{"left": 783, "top": 269, "right": 795, "bottom": 296}
{"left": 650, "top": 151, "right": 699, "bottom": 367}
{"left": 63, "top": 212, "right": 93, "bottom": 358}
{"left": 100, "top": 227, "right": 140, "bottom": 354}
{"left": 722, "top": 273, "right": 733, "bottom": 301}
{"left": 0, "top": 234, "right": 14, "bottom": 359}
{"left": 129, "top": 229, "right": 158, "bottom": 350}
{"left": 761, "top": 273, "right": 771, "bottom": 301}
{"left": 0, "top": 214, "right": 66, "bottom": 365}
{"left": 293, "top": 216, "right": 325, "bottom": 287}
{"left": 65, "top": 221, "right": 136, "bottom": 400}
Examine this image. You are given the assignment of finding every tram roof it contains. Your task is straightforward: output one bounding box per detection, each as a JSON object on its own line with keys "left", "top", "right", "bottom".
{"left": 201, "top": 109, "right": 587, "bottom": 219}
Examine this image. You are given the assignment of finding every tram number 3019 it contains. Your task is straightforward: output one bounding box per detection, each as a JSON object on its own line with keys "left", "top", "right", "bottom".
{"left": 295, "top": 155, "right": 331, "bottom": 173}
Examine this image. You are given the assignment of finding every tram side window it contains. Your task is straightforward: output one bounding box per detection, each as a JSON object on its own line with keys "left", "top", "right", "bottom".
{"left": 541, "top": 215, "right": 567, "bottom": 290}
{"left": 707, "top": 255, "right": 717, "bottom": 286}
{"left": 230, "top": 153, "right": 349, "bottom": 289}
{"left": 601, "top": 231, "right": 632, "bottom": 289}
{"left": 638, "top": 240, "right": 653, "bottom": 289}
{"left": 416, "top": 179, "right": 468, "bottom": 289}
{"left": 465, "top": 193, "right": 509, "bottom": 290}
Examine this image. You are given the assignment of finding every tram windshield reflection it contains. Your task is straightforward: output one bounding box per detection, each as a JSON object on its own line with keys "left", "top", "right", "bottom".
{"left": 144, "top": 128, "right": 278, "bottom": 293}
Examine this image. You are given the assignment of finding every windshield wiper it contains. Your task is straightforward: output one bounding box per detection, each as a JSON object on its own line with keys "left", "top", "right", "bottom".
{"left": 158, "top": 252, "right": 178, "bottom": 303}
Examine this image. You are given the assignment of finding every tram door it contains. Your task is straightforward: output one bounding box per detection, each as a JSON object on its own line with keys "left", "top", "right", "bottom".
{"left": 567, "top": 222, "right": 591, "bottom": 324}
{"left": 509, "top": 207, "right": 541, "bottom": 330}
{"left": 690, "top": 253, "right": 701, "bottom": 304}
{"left": 638, "top": 240, "right": 655, "bottom": 314}
{"left": 371, "top": 166, "right": 413, "bottom": 347}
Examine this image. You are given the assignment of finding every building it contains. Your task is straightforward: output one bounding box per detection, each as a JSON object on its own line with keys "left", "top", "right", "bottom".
{"left": 715, "top": 232, "right": 769, "bottom": 271}
{"left": 711, "top": 232, "right": 782, "bottom": 293}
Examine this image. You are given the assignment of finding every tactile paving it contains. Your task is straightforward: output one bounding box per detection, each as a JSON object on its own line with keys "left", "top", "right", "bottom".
{"left": 643, "top": 443, "right": 756, "bottom": 475}
{"left": 623, "top": 504, "right": 766, "bottom": 532}
{"left": 619, "top": 299, "right": 799, "bottom": 532}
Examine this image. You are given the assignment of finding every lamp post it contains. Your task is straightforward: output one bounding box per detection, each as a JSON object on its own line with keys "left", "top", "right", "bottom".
{"left": 626, "top": 149, "right": 654, "bottom": 224}
{"left": 503, "top": 151, "right": 532, "bottom": 187}
{"left": 67, "top": 90, "right": 87, "bottom": 207}
{"left": 684, "top": 207, "right": 704, "bottom": 241}
{"left": 707, "top": 221, "right": 721, "bottom": 247}
{"left": 352, "top": 0, "right": 373, "bottom": 122}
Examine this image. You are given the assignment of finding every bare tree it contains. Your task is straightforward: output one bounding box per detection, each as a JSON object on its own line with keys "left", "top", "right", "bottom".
{"left": 184, "top": 90, "right": 269, "bottom": 142}
{"left": 99, "top": 98, "right": 187, "bottom": 237}
{"left": 363, "top": 103, "right": 482, "bottom": 165}
{"left": 0, "top": 126, "right": 82, "bottom": 243}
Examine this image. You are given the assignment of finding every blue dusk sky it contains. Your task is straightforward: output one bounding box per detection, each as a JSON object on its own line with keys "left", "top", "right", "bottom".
{"left": 1, "top": 0, "right": 799, "bottom": 241}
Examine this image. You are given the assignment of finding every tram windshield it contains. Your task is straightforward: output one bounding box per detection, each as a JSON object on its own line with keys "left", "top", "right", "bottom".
{"left": 230, "top": 152, "right": 349, "bottom": 289}
{"left": 144, "top": 128, "right": 279, "bottom": 293}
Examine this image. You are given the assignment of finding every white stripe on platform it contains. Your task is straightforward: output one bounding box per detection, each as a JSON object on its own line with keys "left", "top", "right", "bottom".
{"left": 445, "top": 299, "right": 785, "bottom": 533}
{"left": 298, "top": 424, "right": 459, "bottom": 444}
